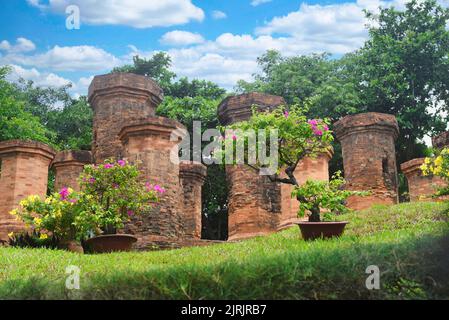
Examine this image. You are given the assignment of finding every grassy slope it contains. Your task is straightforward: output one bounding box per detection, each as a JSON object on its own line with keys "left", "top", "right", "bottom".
{"left": 1, "top": 202, "right": 449, "bottom": 300}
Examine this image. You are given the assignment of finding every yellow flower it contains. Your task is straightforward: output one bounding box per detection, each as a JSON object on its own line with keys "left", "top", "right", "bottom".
{"left": 435, "top": 156, "right": 443, "bottom": 166}
{"left": 39, "top": 234, "right": 48, "bottom": 240}
{"left": 45, "top": 197, "right": 52, "bottom": 204}
{"left": 9, "top": 209, "right": 18, "bottom": 216}
{"left": 55, "top": 209, "right": 62, "bottom": 218}
{"left": 7, "top": 232, "right": 14, "bottom": 238}
{"left": 19, "top": 199, "right": 28, "bottom": 207}
{"left": 68, "top": 187, "right": 74, "bottom": 194}
{"left": 424, "top": 157, "right": 431, "bottom": 164}
{"left": 34, "top": 217, "right": 42, "bottom": 226}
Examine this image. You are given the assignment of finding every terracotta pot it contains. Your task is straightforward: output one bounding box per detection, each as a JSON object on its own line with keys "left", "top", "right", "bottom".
{"left": 297, "top": 221, "right": 348, "bottom": 241}
{"left": 58, "top": 240, "right": 84, "bottom": 254}
{"left": 85, "top": 234, "right": 137, "bottom": 253}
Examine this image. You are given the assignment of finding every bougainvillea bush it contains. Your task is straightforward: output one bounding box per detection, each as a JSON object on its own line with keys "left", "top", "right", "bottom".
{"left": 9, "top": 159, "right": 163, "bottom": 244}
{"left": 421, "top": 147, "right": 449, "bottom": 197}
{"left": 292, "top": 171, "right": 369, "bottom": 222}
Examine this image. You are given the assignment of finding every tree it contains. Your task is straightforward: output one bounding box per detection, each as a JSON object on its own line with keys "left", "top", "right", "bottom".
{"left": 0, "top": 66, "right": 55, "bottom": 145}
{"left": 351, "top": 0, "right": 449, "bottom": 163}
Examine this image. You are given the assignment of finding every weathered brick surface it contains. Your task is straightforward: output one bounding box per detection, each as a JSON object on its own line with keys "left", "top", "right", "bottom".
{"left": 432, "top": 131, "right": 449, "bottom": 149}
{"left": 279, "top": 149, "right": 333, "bottom": 229}
{"left": 179, "top": 161, "right": 207, "bottom": 239}
{"left": 88, "top": 73, "right": 163, "bottom": 163}
{"left": 0, "top": 140, "right": 55, "bottom": 240}
{"left": 218, "top": 93, "right": 285, "bottom": 241}
{"left": 401, "top": 158, "right": 446, "bottom": 201}
{"left": 119, "top": 117, "right": 186, "bottom": 245}
{"left": 334, "top": 112, "right": 399, "bottom": 210}
{"left": 52, "top": 150, "right": 92, "bottom": 191}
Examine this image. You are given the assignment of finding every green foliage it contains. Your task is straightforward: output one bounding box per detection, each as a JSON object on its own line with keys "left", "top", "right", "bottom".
{"left": 1, "top": 202, "right": 448, "bottom": 299}
{"left": 293, "top": 171, "right": 369, "bottom": 222}
{"left": 7, "top": 230, "right": 59, "bottom": 249}
{"left": 0, "top": 66, "right": 56, "bottom": 145}
{"left": 76, "top": 159, "right": 160, "bottom": 236}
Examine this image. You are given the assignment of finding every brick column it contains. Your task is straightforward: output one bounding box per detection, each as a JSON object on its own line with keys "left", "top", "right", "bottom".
{"left": 401, "top": 158, "right": 446, "bottom": 201}
{"left": 432, "top": 132, "right": 449, "bottom": 149}
{"left": 334, "top": 112, "right": 399, "bottom": 210}
{"left": 88, "top": 72, "right": 163, "bottom": 164}
{"left": 0, "top": 140, "right": 55, "bottom": 240}
{"left": 119, "top": 117, "right": 186, "bottom": 245}
{"left": 52, "top": 150, "right": 92, "bottom": 191}
{"left": 179, "top": 161, "right": 207, "bottom": 239}
{"left": 218, "top": 93, "right": 285, "bottom": 241}
{"left": 279, "top": 148, "right": 333, "bottom": 229}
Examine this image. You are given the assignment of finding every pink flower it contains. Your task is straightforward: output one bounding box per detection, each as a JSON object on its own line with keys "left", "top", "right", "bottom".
{"left": 232, "top": 134, "right": 237, "bottom": 140}
{"left": 323, "top": 124, "right": 329, "bottom": 131}
{"left": 127, "top": 210, "right": 134, "bottom": 217}
{"left": 104, "top": 163, "right": 114, "bottom": 169}
{"left": 284, "top": 110, "right": 289, "bottom": 118}
{"left": 153, "top": 185, "right": 166, "bottom": 194}
{"left": 69, "top": 199, "right": 77, "bottom": 204}
{"left": 118, "top": 160, "right": 126, "bottom": 167}
{"left": 314, "top": 129, "right": 323, "bottom": 136}
{"left": 59, "top": 187, "right": 69, "bottom": 201}
{"left": 308, "top": 119, "right": 318, "bottom": 126}
{"left": 89, "top": 177, "right": 96, "bottom": 184}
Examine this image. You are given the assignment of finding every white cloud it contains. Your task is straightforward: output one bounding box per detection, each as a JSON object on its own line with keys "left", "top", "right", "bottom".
{"left": 1, "top": 45, "right": 120, "bottom": 72}
{"left": 211, "top": 10, "right": 227, "bottom": 20}
{"left": 7, "top": 64, "right": 72, "bottom": 88}
{"left": 160, "top": 30, "right": 205, "bottom": 46}
{"left": 0, "top": 38, "right": 36, "bottom": 53}
{"left": 27, "top": 0, "right": 205, "bottom": 28}
{"left": 251, "top": 0, "right": 272, "bottom": 7}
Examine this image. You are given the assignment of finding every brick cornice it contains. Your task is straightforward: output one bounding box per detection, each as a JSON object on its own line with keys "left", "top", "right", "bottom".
{"left": 0, "top": 140, "right": 56, "bottom": 161}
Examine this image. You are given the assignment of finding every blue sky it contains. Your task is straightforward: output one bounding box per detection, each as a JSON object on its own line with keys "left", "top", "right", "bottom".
{"left": 0, "top": 0, "right": 410, "bottom": 96}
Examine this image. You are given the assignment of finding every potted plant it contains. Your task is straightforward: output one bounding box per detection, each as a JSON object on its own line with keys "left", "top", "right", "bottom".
{"left": 218, "top": 105, "right": 366, "bottom": 240}
{"left": 10, "top": 189, "right": 84, "bottom": 253}
{"left": 292, "top": 171, "right": 368, "bottom": 240}
{"left": 421, "top": 147, "right": 449, "bottom": 198}
{"left": 76, "top": 159, "right": 162, "bottom": 253}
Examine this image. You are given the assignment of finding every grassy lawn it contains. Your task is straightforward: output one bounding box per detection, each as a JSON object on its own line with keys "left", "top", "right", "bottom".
{"left": 1, "top": 201, "right": 449, "bottom": 300}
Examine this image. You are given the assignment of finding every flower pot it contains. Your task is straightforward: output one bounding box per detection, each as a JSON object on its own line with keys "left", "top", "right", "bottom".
{"left": 85, "top": 234, "right": 137, "bottom": 253}
{"left": 297, "top": 221, "right": 348, "bottom": 241}
{"left": 58, "top": 240, "right": 84, "bottom": 254}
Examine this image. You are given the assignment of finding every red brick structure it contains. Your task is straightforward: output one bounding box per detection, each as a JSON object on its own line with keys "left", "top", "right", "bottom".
{"left": 88, "top": 72, "right": 163, "bottom": 163}
{"left": 334, "top": 112, "right": 399, "bottom": 210}
{"left": 0, "top": 140, "right": 55, "bottom": 240}
{"left": 432, "top": 132, "right": 449, "bottom": 149}
{"left": 279, "top": 149, "right": 333, "bottom": 229}
{"left": 401, "top": 158, "right": 446, "bottom": 201}
{"left": 119, "top": 117, "right": 187, "bottom": 247}
{"left": 52, "top": 150, "right": 92, "bottom": 191}
{"left": 179, "top": 161, "right": 207, "bottom": 239}
{"left": 218, "top": 93, "right": 285, "bottom": 241}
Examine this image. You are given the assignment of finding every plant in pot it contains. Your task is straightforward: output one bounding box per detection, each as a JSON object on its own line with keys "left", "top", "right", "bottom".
{"left": 292, "top": 171, "right": 369, "bottom": 240}
{"left": 217, "top": 105, "right": 360, "bottom": 239}
{"left": 421, "top": 147, "right": 449, "bottom": 198}
{"left": 76, "top": 159, "right": 162, "bottom": 253}
{"left": 9, "top": 189, "right": 84, "bottom": 252}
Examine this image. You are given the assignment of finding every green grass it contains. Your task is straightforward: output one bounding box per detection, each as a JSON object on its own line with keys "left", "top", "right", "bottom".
{"left": 1, "top": 201, "right": 449, "bottom": 299}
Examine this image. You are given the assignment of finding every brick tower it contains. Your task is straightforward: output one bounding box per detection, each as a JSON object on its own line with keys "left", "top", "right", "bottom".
{"left": 52, "top": 150, "right": 92, "bottom": 191}
{"left": 334, "top": 112, "right": 399, "bottom": 210}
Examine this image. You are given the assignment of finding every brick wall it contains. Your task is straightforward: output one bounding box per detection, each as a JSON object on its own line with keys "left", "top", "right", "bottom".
{"left": 0, "top": 140, "right": 55, "bottom": 240}
{"left": 52, "top": 150, "right": 92, "bottom": 191}
{"left": 334, "top": 112, "right": 399, "bottom": 210}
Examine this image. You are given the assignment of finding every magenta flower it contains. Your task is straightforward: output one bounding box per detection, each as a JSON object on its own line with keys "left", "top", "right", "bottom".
{"left": 59, "top": 187, "right": 69, "bottom": 201}
{"left": 313, "top": 129, "right": 323, "bottom": 136}
{"left": 232, "top": 134, "right": 237, "bottom": 140}
{"left": 284, "top": 110, "right": 289, "bottom": 118}
{"left": 89, "top": 177, "right": 96, "bottom": 184}
{"left": 104, "top": 163, "right": 114, "bottom": 169}
{"left": 153, "top": 185, "right": 166, "bottom": 194}
{"left": 118, "top": 160, "right": 126, "bottom": 167}
{"left": 127, "top": 210, "right": 134, "bottom": 217}
{"left": 308, "top": 119, "right": 318, "bottom": 126}
{"left": 323, "top": 124, "right": 329, "bottom": 131}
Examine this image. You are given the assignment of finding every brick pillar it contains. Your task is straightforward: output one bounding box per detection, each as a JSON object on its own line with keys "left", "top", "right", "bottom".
{"left": 334, "top": 112, "right": 399, "bottom": 210}
{"left": 401, "top": 158, "right": 446, "bottom": 201}
{"left": 119, "top": 117, "right": 186, "bottom": 245}
{"left": 218, "top": 93, "right": 285, "bottom": 241}
{"left": 0, "top": 140, "right": 55, "bottom": 240}
{"left": 179, "top": 161, "right": 207, "bottom": 239}
{"left": 88, "top": 73, "right": 163, "bottom": 164}
{"left": 52, "top": 150, "right": 92, "bottom": 191}
{"left": 432, "top": 132, "right": 449, "bottom": 149}
{"left": 279, "top": 148, "right": 333, "bottom": 229}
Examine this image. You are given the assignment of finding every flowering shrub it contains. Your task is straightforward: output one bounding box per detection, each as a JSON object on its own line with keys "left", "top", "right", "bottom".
{"left": 421, "top": 148, "right": 449, "bottom": 196}
{"left": 9, "top": 189, "right": 82, "bottom": 241}
{"left": 75, "top": 159, "right": 161, "bottom": 236}
{"left": 219, "top": 105, "right": 345, "bottom": 222}
{"left": 10, "top": 159, "right": 163, "bottom": 243}
{"left": 292, "top": 172, "right": 369, "bottom": 222}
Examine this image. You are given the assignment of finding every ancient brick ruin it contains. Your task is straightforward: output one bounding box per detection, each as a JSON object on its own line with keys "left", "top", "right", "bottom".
{"left": 1, "top": 72, "right": 448, "bottom": 245}
{"left": 334, "top": 112, "right": 400, "bottom": 210}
